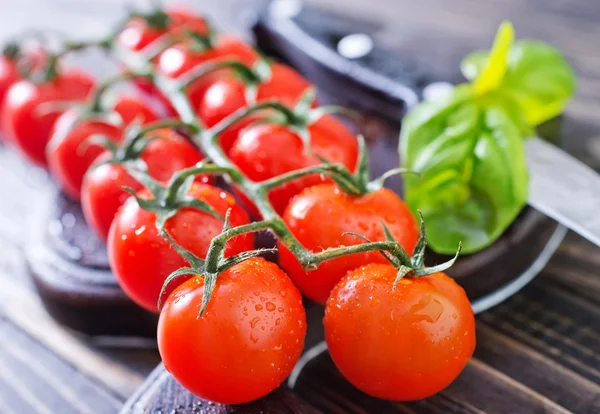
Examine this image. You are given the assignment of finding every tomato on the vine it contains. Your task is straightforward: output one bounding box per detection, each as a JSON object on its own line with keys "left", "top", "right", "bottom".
{"left": 278, "top": 183, "right": 419, "bottom": 304}
{"left": 116, "top": 8, "right": 210, "bottom": 53}
{"left": 2, "top": 70, "right": 95, "bottom": 167}
{"left": 198, "top": 63, "right": 314, "bottom": 153}
{"left": 117, "top": 7, "right": 211, "bottom": 109}
{"left": 158, "top": 257, "right": 306, "bottom": 404}
{"left": 82, "top": 128, "right": 209, "bottom": 241}
{"left": 229, "top": 115, "right": 358, "bottom": 216}
{"left": 0, "top": 47, "right": 47, "bottom": 127}
{"left": 324, "top": 264, "right": 475, "bottom": 400}
{"left": 46, "top": 96, "right": 158, "bottom": 200}
{"left": 108, "top": 183, "right": 253, "bottom": 312}
{"left": 157, "top": 34, "right": 258, "bottom": 114}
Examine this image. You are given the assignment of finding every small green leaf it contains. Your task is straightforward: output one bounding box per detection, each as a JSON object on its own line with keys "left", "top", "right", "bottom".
{"left": 401, "top": 85, "right": 529, "bottom": 254}
{"left": 462, "top": 39, "right": 576, "bottom": 126}
{"left": 473, "top": 21, "right": 514, "bottom": 96}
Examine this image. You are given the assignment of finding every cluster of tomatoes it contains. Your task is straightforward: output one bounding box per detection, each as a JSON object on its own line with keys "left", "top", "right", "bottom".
{"left": 0, "top": 6, "right": 475, "bottom": 405}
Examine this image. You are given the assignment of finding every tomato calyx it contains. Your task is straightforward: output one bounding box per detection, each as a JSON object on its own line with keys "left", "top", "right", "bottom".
{"left": 2, "top": 42, "right": 20, "bottom": 60}
{"left": 158, "top": 211, "right": 276, "bottom": 316}
{"left": 90, "top": 119, "right": 186, "bottom": 170}
{"left": 347, "top": 212, "right": 462, "bottom": 288}
{"left": 177, "top": 58, "right": 272, "bottom": 105}
{"left": 124, "top": 157, "right": 233, "bottom": 231}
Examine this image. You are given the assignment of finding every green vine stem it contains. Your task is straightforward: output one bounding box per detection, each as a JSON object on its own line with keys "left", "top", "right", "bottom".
{"left": 42, "top": 17, "right": 460, "bottom": 314}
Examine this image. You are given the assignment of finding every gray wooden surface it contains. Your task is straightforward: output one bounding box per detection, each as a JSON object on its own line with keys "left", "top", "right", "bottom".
{"left": 0, "top": 0, "right": 599, "bottom": 413}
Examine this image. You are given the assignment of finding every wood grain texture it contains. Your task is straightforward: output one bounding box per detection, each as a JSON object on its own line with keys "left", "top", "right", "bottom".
{"left": 0, "top": 0, "right": 599, "bottom": 413}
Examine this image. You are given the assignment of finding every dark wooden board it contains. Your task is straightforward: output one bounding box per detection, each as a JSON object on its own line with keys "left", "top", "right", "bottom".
{"left": 120, "top": 364, "right": 321, "bottom": 414}
{"left": 26, "top": 188, "right": 158, "bottom": 339}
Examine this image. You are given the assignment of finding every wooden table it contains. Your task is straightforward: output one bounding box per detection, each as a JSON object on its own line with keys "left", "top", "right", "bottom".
{"left": 0, "top": 0, "right": 599, "bottom": 413}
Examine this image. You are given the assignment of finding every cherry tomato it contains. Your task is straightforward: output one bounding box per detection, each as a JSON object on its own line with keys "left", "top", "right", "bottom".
{"left": 46, "top": 96, "right": 158, "bottom": 200}
{"left": 117, "top": 8, "right": 211, "bottom": 110}
{"left": 0, "top": 56, "right": 20, "bottom": 128}
{"left": 198, "top": 63, "right": 314, "bottom": 153}
{"left": 0, "top": 48, "right": 47, "bottom": 129}
{"left": 278, "top": 183, "right": 419, "bottom": 304}
{"left": 2, "top": 70, "right": 94, "bottom": 167}
{"left": 158, "top": 257, "right": 306, "bottom": 404}
{"left": 82, "top": 128, "right": 209, "bottom": 241}
{"left": 229, "top": 115, "right": 358, "bottom": 216}
{"left": 116, "top": 8, "right": 210, "bottom": 53}
{"left": 157, "top": 34, "right": 258, "bottom": 113}
{"left": 108, "top": 183, "right": 253, "bottom": 312}
{"left": 324, "top": 264, "right": 475, "bottom": 400}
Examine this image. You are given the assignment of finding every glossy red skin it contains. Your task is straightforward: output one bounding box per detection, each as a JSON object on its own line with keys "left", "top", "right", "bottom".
{"left": 198, "top": 63, "right": 312, "bottom": 133}
{"left": 278, "top": 183, "right": 420, "bottom": 304}
{"left": 116, "top": 9, "right": 210, "bottom": 53}
{"left": 229, "top": 115, "right": 358, "bottom": 217}
{"left": 108, "top": 183, "right": 253, "bottom": 313}
{"left": 46, "top": 96, "right": 158, "bottom": 200}
{"left": 2, "top": 71, "right": 95, "bottom": 167}
{"left": 0, "top": 56, "right": 20, "bottom": 130}
{"left": 117, "top": 8, "right": 211, "bottom": 106}
{"left": 157, "top": 34, "right": 258, "bottom": 113}
{"left": 82, "top": 128, "right": 209, "bottom": 241}
{"left": 324, "top": 265, "right": 476, "bottom": 400}
{"left": 158, "top": 257, "right": 306, "bottom": 404}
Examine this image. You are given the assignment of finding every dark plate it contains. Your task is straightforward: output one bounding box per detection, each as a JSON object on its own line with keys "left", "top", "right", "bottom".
{"left": 25, "top": 187, "right": 158, "bottom": 342}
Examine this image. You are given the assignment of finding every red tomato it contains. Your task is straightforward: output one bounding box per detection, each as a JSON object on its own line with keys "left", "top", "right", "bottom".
{"left": 198, "top": 63, "right": 313, "bottom": 151}
{"left": 153, "top": 35, "right": 257, "bottom": 117}
{"left": 324, "top": 264, "right": 475, "bottom": 400}
{"left": 108, "top": 183, "right": 253, "bottom": 312}
{"left": 116, "top": 8, "right": 210, "bottom": 53}
{"left": 229, "top": 115, "right": 358, "bottom": 216}
{"left": 158, "top": 257, "right": 306, "bottom": 404}
{"left": 82, "top": 128, "right": 209, "bottom": 241}
{"left": 46, "top": 96, "right": 158, "bottom": 200}
{"left": 278, "top": 183, "right": 419, "bottom": 304}
{"left": 0, "top": 56, "right": 20, "bottom": 128}
{"left": 117, "top": 8, "right": 211, "bottom": 110}
{"left": 0, "top": 48, "right": 47, "bottom": 128}
{"left": 2, "top": 70, "right": 94, "bottom": 167}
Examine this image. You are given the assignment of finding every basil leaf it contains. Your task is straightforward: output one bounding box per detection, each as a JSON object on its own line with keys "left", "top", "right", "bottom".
{"left": 461, "top": 40, "right": 576, "bottom": 126}
{"left": 401, "top": 86, "right": 529, "bottom": 254}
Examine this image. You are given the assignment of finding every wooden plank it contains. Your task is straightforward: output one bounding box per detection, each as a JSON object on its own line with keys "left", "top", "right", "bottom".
{"left": 0, "top": 318, "right": 121, "bottom": 414}
{"left": 474, "top": 322, "right": 600, "bottom": 413}
{"left": 441, "top": 358, "right": 571, "bottom": 414}
{"left": 0, "top": 235, "right": 160, "bottom": 400}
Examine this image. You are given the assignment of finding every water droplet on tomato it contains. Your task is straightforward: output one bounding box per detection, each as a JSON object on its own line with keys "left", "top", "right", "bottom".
{"left": 255, "top": 304, "right": 263, "bottom": 311}
{"left": 279, "top": 290, "right": 286, "bottom": 297}
{"left": 266, "top": 302, "right": 276, "bottom": 312}
{"left": 409, "top": 295, "right": 444, "bottom": 323}
{"left": 250, "top": 317, "right": 260, "bottom": 328}
{"left": 275, "top": 318, "right": 281, "bottom": 326}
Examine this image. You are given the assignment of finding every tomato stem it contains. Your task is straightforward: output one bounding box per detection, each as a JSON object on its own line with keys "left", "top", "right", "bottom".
{"left": 71, "top": 23, "right": 462, "bottom": 311}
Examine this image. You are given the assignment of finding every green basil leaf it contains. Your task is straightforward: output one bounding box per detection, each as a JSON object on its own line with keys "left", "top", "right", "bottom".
{"left": 461, "top": 40, "right": 576, "bottom": 126}
{"left": 401, "top": 85, "right": 529, "bottom": 254}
